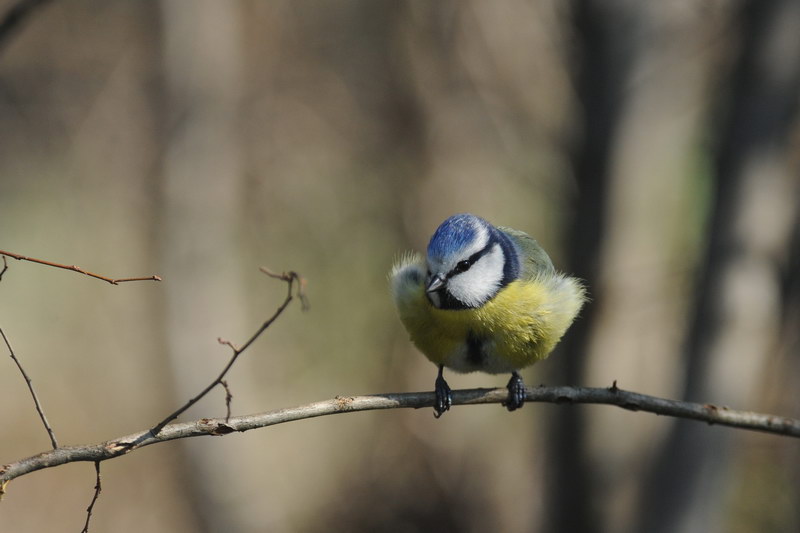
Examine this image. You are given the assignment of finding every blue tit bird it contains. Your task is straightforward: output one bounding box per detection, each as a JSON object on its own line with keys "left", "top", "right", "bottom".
{"left": 390, "top": 213, "right": 586, "bottom": 417}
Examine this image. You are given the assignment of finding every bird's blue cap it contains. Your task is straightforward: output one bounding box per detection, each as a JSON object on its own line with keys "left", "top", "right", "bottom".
{"left": 427, "top": 214, "right": 487, "bottom": 259}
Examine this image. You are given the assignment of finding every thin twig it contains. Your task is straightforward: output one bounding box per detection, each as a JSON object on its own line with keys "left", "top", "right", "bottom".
{"left": 261, "top": 268, "right": 309, "bottom": 310}
{"left": 148, "top": 269, "right": 306, "bottom": 435}
{"left": 80, "top": 462, "right": 102, "bottom": 533}
{"left": 1, "top": 383, "right": 798, "bottom": 488}
{"left": 0, "top": 255, "right": 8, "bottom": 281}
{"left": 1, "top": 327, "right": 59, "bottom": 449}
{"left": 0, "top": 249, "right": 161, "bottom": 285}
{"left": 221, "top": 380, "right": 233, "bottom": 422}
{"left": 217, "top": 337, "right": 240, "bottom": 352}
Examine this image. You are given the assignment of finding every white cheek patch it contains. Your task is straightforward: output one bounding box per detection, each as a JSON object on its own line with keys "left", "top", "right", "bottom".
{"left": 447, "top": 244, "right": 505, "bottom": 307}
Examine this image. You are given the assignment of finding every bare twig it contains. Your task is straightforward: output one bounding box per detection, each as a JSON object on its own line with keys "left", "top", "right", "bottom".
{"left": 80, "top": 462, "right": 102, "bottom": 533}
{"left": 0, "top": 255, "right": 7, "bottom": 282}
{"left": 0, "top": 249, "right": 161, "bottom": 285}
{"left": 261, "top": 268, "right": 309, "bottom": 310}
{"left": 1, "top": 327, "right": 59, "bottom": 449}
{"left": 217, "top": 337, "right": 240, "bottom": 352}
{"left": 221, "top": 380, "right": 233, "bottom": 422}
{"left": 148, "top": 269, "right": 306, "bottom": 435}
{"left": 2, "top": 384, "right": 798, "bottom": 489}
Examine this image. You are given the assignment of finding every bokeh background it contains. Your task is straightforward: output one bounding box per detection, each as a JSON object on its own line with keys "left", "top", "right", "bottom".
{"left": 1, "top": 1, "right": 799, "bottom": 532}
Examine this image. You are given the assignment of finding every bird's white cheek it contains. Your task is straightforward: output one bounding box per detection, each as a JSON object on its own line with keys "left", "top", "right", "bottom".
{"left": 447, "top": 246, "right": 505, "bottom": 307}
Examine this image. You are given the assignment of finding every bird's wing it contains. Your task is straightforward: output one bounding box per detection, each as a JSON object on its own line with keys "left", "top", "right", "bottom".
{"left": 499, "top": 227, "right": 555, "bottom": 280}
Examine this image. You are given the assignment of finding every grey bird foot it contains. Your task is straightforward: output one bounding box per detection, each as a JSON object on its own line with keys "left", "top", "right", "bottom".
{"left": 503, "top": 371, "right": 526, "bottom": 411}
{"left": 434, "top": 366, "right": 452, "bottom": 418}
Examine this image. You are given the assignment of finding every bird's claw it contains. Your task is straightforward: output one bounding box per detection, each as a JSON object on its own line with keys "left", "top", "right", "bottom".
{"left": 434, "top": 368, "right": 452, "bottom": 418}
{"left": 503, "top": 372, "right": 526, "bottom": 411}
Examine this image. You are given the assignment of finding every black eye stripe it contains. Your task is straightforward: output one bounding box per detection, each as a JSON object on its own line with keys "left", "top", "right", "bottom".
{"left": 447, "top": 246, "right": 491, "bottom": 278}
{"left": 453, "top": 260, "right": 470, "bottom": 274}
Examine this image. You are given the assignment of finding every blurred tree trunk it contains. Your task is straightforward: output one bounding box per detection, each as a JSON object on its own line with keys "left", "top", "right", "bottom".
{"left": 636, "top": 1, "right": 800, "bottom": 532}
{"left": 581, "top": 3, "right": 725, "bottom": 529}
{"left": 543, "top": 1, "right": 637, "bottom": 532}
{"left": 158, "top": 1, "right": 250, "bottom": 532}
{"left": 779, "top": 209, "right": 800, "bottom": 406}
{"left": 0, "top": 0, "right": 53, "bottom": 50}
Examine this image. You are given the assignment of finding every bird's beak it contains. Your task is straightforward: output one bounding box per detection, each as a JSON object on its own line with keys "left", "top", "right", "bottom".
{"left": 426, "top": 273, "right": 446, "bottom": 293}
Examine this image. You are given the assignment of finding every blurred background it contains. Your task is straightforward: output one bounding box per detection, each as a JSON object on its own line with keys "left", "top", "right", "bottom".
{"left": 1, "top": 0, "right": 798, "bottom": 532}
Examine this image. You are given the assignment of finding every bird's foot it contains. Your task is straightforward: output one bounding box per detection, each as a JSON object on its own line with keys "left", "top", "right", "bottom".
{"left": 434, "top": 366, "right": 452, "bottom": 418}
{"left": 503, "top": 371, "right": 526, "bottom": 412}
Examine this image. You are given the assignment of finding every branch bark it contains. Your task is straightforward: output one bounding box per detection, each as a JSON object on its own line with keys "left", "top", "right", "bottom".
{"left": 2, "top": 384, "right": 798, "bottom": 491}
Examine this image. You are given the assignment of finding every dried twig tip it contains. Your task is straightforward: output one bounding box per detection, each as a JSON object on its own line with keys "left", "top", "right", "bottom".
{"left": 259, "top": 267, "right": 287, "bottom": 280}
{"left": 260, "top": 267, "right": 310, "bottom": 311}
{"left": 296, "top": 275, "right": 310, "bottom": 311}
{"left": 217, "top": 337, "right": 240, "bottom": 352}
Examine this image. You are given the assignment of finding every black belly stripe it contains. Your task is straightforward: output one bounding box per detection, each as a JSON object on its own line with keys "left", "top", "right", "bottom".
{"left": 466, "top": 331, "right": 486, "bottom": 368}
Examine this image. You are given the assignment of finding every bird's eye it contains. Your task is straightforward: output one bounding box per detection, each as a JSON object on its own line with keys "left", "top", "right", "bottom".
{"left": 453, "top": 260, "right": 471, "bottom": 274}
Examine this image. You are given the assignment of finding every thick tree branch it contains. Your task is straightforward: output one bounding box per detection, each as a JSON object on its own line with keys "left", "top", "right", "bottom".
{"left": 2, "top": 384, "right": 798, "bottom": 491}
{"left": 0, "top": 249, "right": 161, "bottom": 285}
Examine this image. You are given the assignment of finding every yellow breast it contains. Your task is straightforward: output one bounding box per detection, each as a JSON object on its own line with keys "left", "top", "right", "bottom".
{"left": 394, "top": 272, "right": 584, "bottom": 374}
